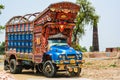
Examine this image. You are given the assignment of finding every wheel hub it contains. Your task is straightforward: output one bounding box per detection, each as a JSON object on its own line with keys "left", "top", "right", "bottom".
{"left": 45, "top": 65, "right": 52, "bottom": 73}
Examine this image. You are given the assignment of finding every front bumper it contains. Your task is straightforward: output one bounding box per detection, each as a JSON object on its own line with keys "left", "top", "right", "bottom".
{"left": 54, "top": 59, "right": 84, "bottom": 71}
{"left": 56, "top": 63, "right": 83, "bottom": 72}
{"left": 54, "top": 59, "right": 85, "bottom": 64}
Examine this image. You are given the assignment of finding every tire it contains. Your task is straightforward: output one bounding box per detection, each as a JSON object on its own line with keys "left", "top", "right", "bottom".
{"left": 69, "top": 68, "right": 81, "bottom": 77}
{"left": 36, "top": 64, "right": 42, "bottom": 74}
{"left": 9, "top": 59, "right": 22, "bottom": 74}
{"left": 4, "top": 60, "right": 9, "bottom": 70}
{"left": 43, "top": 60, "right": 56, "bottom": 77}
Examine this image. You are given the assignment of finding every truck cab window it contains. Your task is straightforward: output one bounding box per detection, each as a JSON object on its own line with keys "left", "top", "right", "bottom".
{"left": 48, "top": 38, "right": 68, "bottom": 47}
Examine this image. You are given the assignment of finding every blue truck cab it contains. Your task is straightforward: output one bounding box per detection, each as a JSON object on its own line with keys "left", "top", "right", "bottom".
{"left": 47, "top": 38, "right": 82, "bottom": 64}
{"left": 42, "top": 35, "right": 83, "bottom": 77}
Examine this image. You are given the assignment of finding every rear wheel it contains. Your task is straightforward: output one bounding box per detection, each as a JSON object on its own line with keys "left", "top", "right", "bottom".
{"left": 36, "top": 64, "right": 43, "bottom": 74}
{"left": 43, "top": 60, "right": 56, "bottom": 77}
{"left": 4, "top": 60, "right": 9, "bottom": 70}
{"left": 9, "top": 59, "right": 22, "bottom": 74}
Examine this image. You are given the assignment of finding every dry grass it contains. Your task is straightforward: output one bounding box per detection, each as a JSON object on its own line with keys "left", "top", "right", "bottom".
{"left": 84, "top": 59, "right": 120, "bottom": 68}
{"left": 81, "top": 59, "right": 120, "bottom": 80}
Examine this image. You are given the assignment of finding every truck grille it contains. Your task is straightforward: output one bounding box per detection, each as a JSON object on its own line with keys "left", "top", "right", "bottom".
{"left": 67, "top": 54, "right": 75, "bottom": 59}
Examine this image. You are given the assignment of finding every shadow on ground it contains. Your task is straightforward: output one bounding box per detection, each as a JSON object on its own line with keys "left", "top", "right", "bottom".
{"left": 6, "top": 70, "right": 76, "bottom": 78}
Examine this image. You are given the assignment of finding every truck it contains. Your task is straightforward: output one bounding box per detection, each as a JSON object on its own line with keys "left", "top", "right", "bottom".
{"left": 4, "top": 2, "right": 84, "bottom": 77}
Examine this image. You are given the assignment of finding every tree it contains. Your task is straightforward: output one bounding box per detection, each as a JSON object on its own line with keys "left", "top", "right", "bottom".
{"left": 0, "top": 41, "right": 5, "bottom": 55}
{"left": 89, "top": 46, "right": 93, "bottom": 52}
{"left": 0, "top": 4, "right": 4, "bottom": 14}
{"left": 0, "top": 4, "right": 5, "bottom": 30}
{"left": 0, "top": 26, "right": 5, "bottom": 30}
{"left": 73, "top": 0, "right": 99, "bottom": 44}
{"left": 71, "top": 43, "right": 87, "bottom": 52}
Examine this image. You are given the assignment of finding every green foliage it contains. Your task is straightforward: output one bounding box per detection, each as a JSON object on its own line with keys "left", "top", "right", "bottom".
{"left": 71, "top": 43, "right": 87, "bottom": 52}
{"left": 0, "top": 26, "right": 5, "bottom": 30}
{"left": 0, "top": 4, "right": 4, "bottom": 8}
{"left": 89, "top": 46, "right": 93, "bottom": 52}
{"left": 0, "top": 4, "right": 5, "bottom": 30}
{"left": 73, "top": 0, "right": 99, "bottom": 44}
{"left": 85, "top": 62, "right": 93, "bottom": 65}
{"left": 109, "top": 64, "right": 117, "bottom": 68}
{"left": 82, "top": 46, "right": 87, "bottom": 52}
{"left": 117, "top": 47, "right": 120, "bottom": 50}
{"left": 0, "top": 4, "right": 4, "bottom": 14}
{"left": 0, "top": 41, "right": 5, "bottom": 55}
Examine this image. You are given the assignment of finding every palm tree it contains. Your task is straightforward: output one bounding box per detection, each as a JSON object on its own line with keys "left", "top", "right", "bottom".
{"left": 73, "top": 0, "right": 99, "bottom": 51}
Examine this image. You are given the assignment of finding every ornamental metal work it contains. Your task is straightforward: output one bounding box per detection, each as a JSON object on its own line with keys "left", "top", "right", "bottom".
{"left": 6, "top": 12, "right": 40, "bottom": 25}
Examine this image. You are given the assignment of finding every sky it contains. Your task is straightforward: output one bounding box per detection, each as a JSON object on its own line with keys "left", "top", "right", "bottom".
{"left": 0, "top": 0, "right": 120, "bottom": 51}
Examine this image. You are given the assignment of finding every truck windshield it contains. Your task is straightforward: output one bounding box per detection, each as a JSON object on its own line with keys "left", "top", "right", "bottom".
{"left": 48, "top": 38, "right": 68, "bottom": 47}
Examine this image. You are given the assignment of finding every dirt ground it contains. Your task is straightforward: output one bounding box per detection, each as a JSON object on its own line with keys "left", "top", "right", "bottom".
{"left": 81, "top": 59, "right": 120, "bottom": 80}
{"left": 0, "top": 59, "right": 120, "bottom": 80}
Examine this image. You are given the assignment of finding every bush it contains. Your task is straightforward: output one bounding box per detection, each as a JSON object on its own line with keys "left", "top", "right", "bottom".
{"left": 71, "top": 43, "right": 87, "bottom": 52}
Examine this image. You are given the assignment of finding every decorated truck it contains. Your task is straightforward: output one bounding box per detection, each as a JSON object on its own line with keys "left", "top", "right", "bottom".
{"left": 4, "top": 2, "right": 84, "bottom": 77}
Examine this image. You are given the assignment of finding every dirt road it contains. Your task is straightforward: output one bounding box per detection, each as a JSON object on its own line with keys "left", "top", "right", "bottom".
{"left": 0, "top": 59, "right": 120, "bottom": 80}
{"left": 0, "top": 62, "right": 91, "bottom": 80}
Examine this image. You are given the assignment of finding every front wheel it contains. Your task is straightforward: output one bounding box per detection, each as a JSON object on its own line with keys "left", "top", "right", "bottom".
{"left": 9, "top": 59, "right": 22, "bottom": 74}
{"left": 43, "top": 60, "right": 56, "bottom": 77}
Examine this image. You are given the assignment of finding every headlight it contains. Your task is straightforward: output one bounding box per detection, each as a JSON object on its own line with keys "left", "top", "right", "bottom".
{"left": 79, "top": 54, "right": 82, "bottom": 57}
{"left": 59, "top": 55, "right": 62, "bottom": 58}
{"left": 76, "top": 54, "right": 82, "bottom": 59}
{"left": 76, "top": 55, "right": 79, "bottom": 59}
{"left": 59, "top": 55, "right": 66, "bottom": 60}
{"left": 76, "top": 51, "right": 79, "bottom": 54}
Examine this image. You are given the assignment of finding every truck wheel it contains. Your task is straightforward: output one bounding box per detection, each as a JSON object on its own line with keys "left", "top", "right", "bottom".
{"left": 9, "top": 59, "right": 22, "bottom": 74}
{"left": 4, "top": 60, "right": 9, "bottom": 70}
{"left": 43, "top": 60, "right": 56, "bottom": 77}
{"left": 69, "top": 68, "right": 81, "bottom": 77}
{"left": 36, "top": 64, "right": 42, "bottom": 74}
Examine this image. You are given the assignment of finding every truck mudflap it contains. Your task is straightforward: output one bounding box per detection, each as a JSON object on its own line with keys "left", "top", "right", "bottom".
{"left": 56, "top": 64, "right": 82, "bottom": 76}
{"left": 56, "top": 63, "right": 83, "bottom": 71}
{"left": 67, "top": 65, "right": 80, "bottom": 73}
{"left": 66, "top": 65, "right": 81, "bottom": 76}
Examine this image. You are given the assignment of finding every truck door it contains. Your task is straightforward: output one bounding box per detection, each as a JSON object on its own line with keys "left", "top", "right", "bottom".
{"left": 34, "top": 33, "right": 41, "bottom": 54}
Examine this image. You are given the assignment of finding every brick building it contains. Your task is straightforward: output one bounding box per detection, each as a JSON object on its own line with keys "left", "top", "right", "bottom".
{"left": 106, "top": 47, "right": 120, "bottom": 52}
